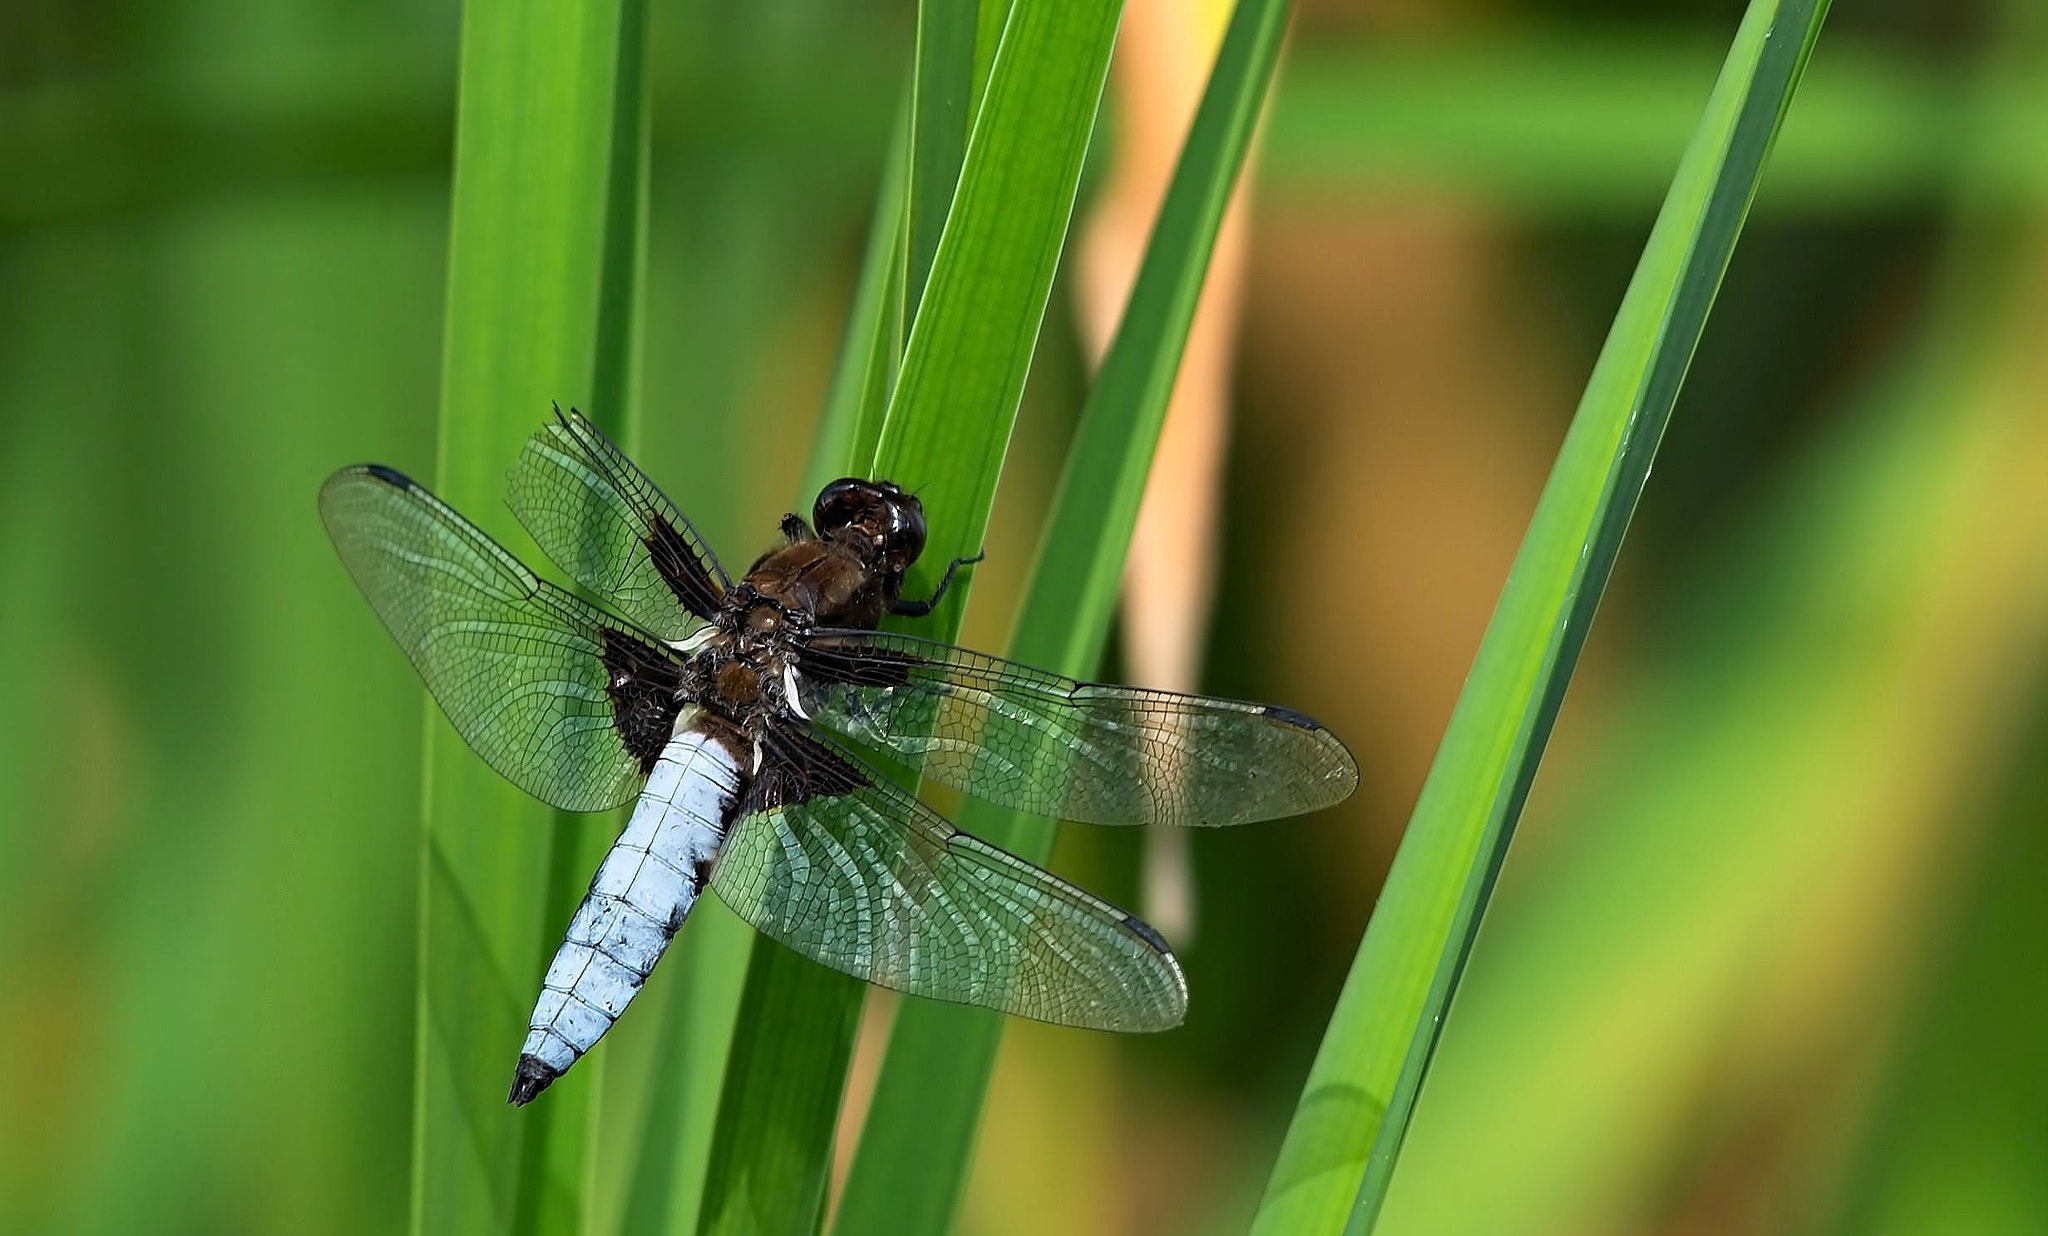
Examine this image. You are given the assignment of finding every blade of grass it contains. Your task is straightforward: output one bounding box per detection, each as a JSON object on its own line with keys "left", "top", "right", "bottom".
{"left": 973, "top": 0, "right": 1010, "bottom": 104}
{"left": 609, "top": 81, "right": 916, "bottom": 1236}
{"left": 1242, "top": 3, "right": 1830, "bottom": 1233}
{"left": 589, "top": 0, "right": 652, "bottom": 428}
{"left": 905, "top": 1, "right": 978, "bottom": 322}
{"left": 1376, "top": 228, "right": 2048, "bottom": 1236}
{"left": 694, "top": 2, "right": 1125, "bottom": 1232}
{"left": 871, "top": 0, "right": 1125, "bottom": 618}
{"left": 830, "top": 99, "right": 915, "bottom": 486}
{"left": 1377, "top": 8, "right": 2045, "bottom": 1228}
{"left": 832, "top": 3, "right": 1290, "bottom": 1230}
{"left": 411, "top": 2, "right": 649, "bottom": 1233}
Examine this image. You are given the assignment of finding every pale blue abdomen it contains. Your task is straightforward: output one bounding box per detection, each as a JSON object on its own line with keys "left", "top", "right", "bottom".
{"left": 510, "top": 724, "right": 743, "bottom": 1104}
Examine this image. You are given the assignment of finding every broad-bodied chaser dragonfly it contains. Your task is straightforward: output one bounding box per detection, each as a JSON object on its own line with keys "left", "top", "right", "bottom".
{"left": 320, "top": 409, "right": 1357, "bottom": 1105}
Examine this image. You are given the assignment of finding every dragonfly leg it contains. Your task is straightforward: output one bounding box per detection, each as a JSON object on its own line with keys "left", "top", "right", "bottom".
{"left": 889, "top": 549, "right": 984, "bottom": 617}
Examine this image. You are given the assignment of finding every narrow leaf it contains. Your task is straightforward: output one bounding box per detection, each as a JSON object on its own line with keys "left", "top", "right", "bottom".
{"left": 1245, "top": 2, "right": 1832, "bottom": 1233}
{"left": 610, "top": 96, "right": 918, "bottom": 1236}
{"left": 905, "top": 0, "right": 979, "bottom": 321}
{"left": 411, "top": 2, "right": 651, "bottom": 1234}
{"left": 694, "top": 2, "right": 1125, "bottom": 1231}
{"left": 833, "top": 3, "right": 1292, "bottom": 1233}
{"left": 824, "top": 99, "right": 915, "bottom": 492}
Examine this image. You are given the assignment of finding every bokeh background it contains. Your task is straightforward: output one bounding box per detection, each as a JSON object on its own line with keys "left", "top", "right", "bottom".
{"left": 5, "top": 1, "right": 2046, "bottom": 1234}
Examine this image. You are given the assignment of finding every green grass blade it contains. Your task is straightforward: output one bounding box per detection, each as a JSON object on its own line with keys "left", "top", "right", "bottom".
{"left": 589, "top": 0, "right": 652, "bottom": 428}
{"left": 1376, "top": 170, "right": 2048, "bottom": 1233}
{"left": 822, "top": 99, "right": 914, "bottom": 492}
{"left": 693, "top": 3, "right": 1124, "bottom": 1232}
{"left": 973, "top": 0, "right": 1010, "bottom": 106}
{"left": 609, "top": 904, "right": 751, "bottom": 1236}
{"left": 831, "top": 4, "right": 1291, "bottom": 1231}
{"left": 871, "top": 0, "right": 1125, "bottom": 617}
{"left": 411, "top": 2, "right": 648, "bottom": 1233}
{"left": 1244, "top": 3, "right": 1831, "bottom": 1234}
{"left": 905, "top": 1, "right": 978, "bottom": 321}
{"left": 694, "top": 952, "right": 864, "bottom": 1236}
{"left": 608, "top": 77, "right": 916, "bottom": 1236}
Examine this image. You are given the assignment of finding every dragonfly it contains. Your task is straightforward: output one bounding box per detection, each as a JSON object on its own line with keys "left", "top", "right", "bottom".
{"left": 320, "top": 408, "right": 1358, "bottom": 1105}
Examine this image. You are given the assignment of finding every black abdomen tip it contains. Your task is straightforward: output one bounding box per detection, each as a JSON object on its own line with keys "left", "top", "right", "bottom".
{"left": 508, "top": 1054, "right": 560, "bottom": 1107}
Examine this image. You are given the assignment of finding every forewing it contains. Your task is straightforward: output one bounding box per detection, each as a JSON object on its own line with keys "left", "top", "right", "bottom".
{"left": 320, "top": 464, "right": 684, "bottom": 813}
{"left": 709, "top": 728, "right": 1187, "bottom": 1031}
{"left": 505, "top": 406, "right": 729, "bottom": 638}
{"left": 794, "top": 630, "right": 1359, "bottom": 827}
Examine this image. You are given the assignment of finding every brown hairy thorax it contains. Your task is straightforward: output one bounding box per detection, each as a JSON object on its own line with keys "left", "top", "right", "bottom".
{"left": 713, "top": 661, "right": 763, "bottom": 707}
{"left": 743, "top": 535, "right": 889, "bottom": 630}
{"left": 689, "top": 478, "right": 943, "bottom": 746}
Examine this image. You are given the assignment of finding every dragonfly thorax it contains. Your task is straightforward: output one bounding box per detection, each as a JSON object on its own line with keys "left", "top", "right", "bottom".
{"left": 683, "top": 613, "right": 806, "bottom": 738}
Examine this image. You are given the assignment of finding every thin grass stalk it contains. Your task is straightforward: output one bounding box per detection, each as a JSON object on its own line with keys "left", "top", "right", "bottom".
{"left": 831, "top": 3, "right": 1290, "bottom": 1232}
{"left": 1346, "top": 14, "right": 1832, "bottom": 1225}
{"left": 409, "top": 2, "right": 649, "bottom": 1232}
{"left": 813, "top": 102, "right": 913, "bottom": 491}
{"left": 694, "top": 2, "right": 1124, "bottom": 1230}
{"left": 606, "top": 81, "right": 917, "bottom": 1236}
{"left": 1379, "top": 207, "right": 2048, "bottom": 1236}
{"left": 1241, "top": 2, "right": 1831, "bottom": 1232}
{"left": 1077, "top": 0, "right": 1259, "bottom": 945}
{"left": 905, "top": 1, "right": 978, "bottom": 325}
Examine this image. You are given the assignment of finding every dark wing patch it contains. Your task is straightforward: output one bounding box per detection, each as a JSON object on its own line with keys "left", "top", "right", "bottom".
{"left": 597, "top": 627, "right": 686, "bottom": 775}
{"left": 1119, "top": 914, "right": 1172, "bottom": 956}
{"left": 320, "top": 465, "right": 680, "bottom": 813}
{"left": 506, "top": 406, "right": 730, "bottom": 637}
{"left": 796, "top": 635, "right": 914, "bottom": 690}
{"left": 708, "top": 727, "right": 1187, "bottom": 1032}
{"left": 793, "top": 629, "right": 1359, "bottom": 827}
{"left": 1260, "top": 703, "right": 1323, "bottom": 731}
{"left": 748, "top": 727, "right": 865, "bottom": 806}
{"left": 365, "top": 463, "right": 414, "bottom": 490}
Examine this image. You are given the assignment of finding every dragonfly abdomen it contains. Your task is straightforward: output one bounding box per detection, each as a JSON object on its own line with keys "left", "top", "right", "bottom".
{"left": 510, "top": 725, "right": 743, "bottom": 1106}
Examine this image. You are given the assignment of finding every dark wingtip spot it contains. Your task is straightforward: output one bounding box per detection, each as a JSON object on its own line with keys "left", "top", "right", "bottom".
{"left": 364, "top": 463, "right": 415, "bottom": 491}
{"left": 508, "top": 1055, "right": 560, "bottom": 1107}
{"left": 1262, "top": 703, "right": 1323, "bottom": 731}
{"left": 1121, "top": 913, "right": 1173, "bottom": 956}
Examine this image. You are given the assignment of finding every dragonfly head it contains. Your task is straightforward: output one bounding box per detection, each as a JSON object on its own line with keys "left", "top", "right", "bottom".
{"left": 813, "top": 478, "right": 926, "bottom": 578}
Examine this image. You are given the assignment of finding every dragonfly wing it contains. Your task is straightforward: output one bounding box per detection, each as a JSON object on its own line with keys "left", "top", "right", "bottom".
{"left": 505, "top": 406, "right": 729, "bottom": 639}
{"left": 793, "top": 630, "right": 1359, "bottom": 827}
{"left": 708, "top": 726, "right": 1187, "bottom": 1031}
{"left": 320, "top": 464, "right": 684, "bottom": 813}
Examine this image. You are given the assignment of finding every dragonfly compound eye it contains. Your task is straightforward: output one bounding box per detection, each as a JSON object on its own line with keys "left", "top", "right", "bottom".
{"left": 880, "top": 490, "right": 926, "bottom": 570}
{"left": 813, "top": 477, "right": 880, "bottom": 537}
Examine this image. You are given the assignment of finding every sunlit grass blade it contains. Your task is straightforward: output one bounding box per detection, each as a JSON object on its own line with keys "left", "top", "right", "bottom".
{"left": 1377, "top": 214, "right": 2048, "bottom": 1234}
{"left": 871, "top": 0, "right": 1127, "bottom": 599}
{"left": 1246, "top": 3, "right": 1830, "bottom": 1234}
{"left": 831, "top": 3, "right": 1290, "bottom": 1231}
{"left": 905, "top": 2, "right": 976, "bottom": 322}
{"left": 1375, "top": 10, "right": 2047, "bottom": 1228}
{"left": 692, "top": 2, "right": 1124, "bottom": 1232}
{"left": 606, "top": 84, "right": 914, "bottom": 1236}
{"left": 410, "top": 2, "right": 648, "bottom": 1233}
{"left": 810, "top": 103, "right": 912, "bottom": 492}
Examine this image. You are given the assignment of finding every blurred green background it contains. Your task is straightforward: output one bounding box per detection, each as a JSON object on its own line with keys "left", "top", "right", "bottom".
{"left": 5, "top": 2, "right": 2046, "bottom": 1234}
